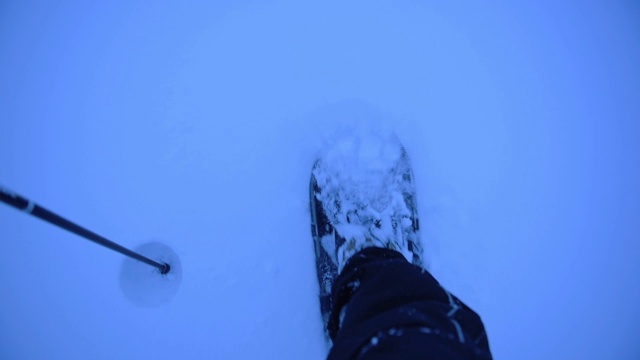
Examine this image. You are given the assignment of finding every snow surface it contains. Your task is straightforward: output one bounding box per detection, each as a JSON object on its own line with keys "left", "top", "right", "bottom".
{"left": 1, "top": 1, "right": 640, "bottom": 359}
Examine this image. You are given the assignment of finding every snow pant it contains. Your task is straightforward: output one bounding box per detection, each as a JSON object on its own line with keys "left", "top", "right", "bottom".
{"left": 327, "top": 247, "right": 492, "bottom": 360}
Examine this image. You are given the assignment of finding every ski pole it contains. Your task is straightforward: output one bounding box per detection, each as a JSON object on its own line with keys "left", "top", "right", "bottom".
{"left": 0, "top": 186, "right": 170, "bottom": 274}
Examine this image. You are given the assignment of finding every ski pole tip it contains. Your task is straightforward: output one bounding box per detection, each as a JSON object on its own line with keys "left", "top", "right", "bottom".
{"left": 159, "top": 263, "right": 171, "bottom": 275}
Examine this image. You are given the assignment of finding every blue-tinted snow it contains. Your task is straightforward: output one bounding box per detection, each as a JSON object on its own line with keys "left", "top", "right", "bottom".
{"left": 1, "top": 1, "right": 639, "bottom": 359}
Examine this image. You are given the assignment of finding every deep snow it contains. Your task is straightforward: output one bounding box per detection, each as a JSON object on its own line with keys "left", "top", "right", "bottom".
{"left": 1, "top": 1, "right": 639, "bottom": 359}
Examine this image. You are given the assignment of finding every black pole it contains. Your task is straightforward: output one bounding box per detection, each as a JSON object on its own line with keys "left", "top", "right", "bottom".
{"left": 0, "top": 186, "right": 170, "bottom": 274}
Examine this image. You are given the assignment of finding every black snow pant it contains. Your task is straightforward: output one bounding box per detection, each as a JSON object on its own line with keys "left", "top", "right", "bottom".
{"left": 327, "top": 247, "right": 493, "bottom": 360}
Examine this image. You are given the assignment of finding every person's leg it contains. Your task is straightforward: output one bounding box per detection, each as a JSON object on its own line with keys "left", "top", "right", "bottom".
{"left": 327, "top": 247, "right": 492, "bottom": 360}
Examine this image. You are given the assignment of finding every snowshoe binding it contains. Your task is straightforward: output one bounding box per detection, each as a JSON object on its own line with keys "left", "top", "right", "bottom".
{"left": 310, "top": 134, "right": 423, "bottom": 341}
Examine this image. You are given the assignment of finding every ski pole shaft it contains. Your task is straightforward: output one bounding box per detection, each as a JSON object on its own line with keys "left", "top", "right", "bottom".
{"left": 0, "top": 186, "right": 170, "bottom": 274}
